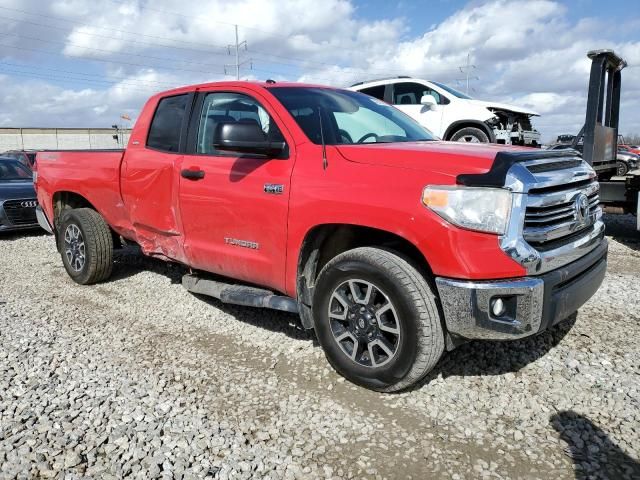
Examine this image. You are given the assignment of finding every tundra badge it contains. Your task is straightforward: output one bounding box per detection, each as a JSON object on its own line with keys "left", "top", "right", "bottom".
{"left": 224, "top": 237, "right": 259, "bottom": 250}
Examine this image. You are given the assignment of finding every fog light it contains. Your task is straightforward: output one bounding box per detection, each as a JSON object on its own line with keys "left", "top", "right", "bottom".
{"left": 491, "top": 298, "right": 506, "bottom": 317}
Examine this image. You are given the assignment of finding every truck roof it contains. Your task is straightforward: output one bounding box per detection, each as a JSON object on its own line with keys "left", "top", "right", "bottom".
{"left": 151, "top": 80, "right": 338, "bottom": 99}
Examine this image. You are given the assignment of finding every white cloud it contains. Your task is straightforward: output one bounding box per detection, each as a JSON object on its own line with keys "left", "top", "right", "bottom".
{"left": 0, "top": 0, "right": 638, "bottom": 140}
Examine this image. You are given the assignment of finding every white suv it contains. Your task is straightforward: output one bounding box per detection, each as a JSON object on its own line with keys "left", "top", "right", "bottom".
{"left": 349, "top": 77, "right": 541, "bottom": 146}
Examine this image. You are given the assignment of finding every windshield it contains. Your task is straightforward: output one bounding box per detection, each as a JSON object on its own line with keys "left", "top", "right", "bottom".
{"left": 268, "top": 87, "right": 435, "bottom": 145}
{"left": 430, "top": 81, "right": 473, "bottom": 100}
{"left": 0, "top": 159, "right": 32, "bottom": 180}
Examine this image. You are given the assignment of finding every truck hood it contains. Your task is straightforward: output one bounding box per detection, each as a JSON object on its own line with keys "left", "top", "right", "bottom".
{"left": 468, "top": 99, "right": 539, "bottom": 117}
{"left": 0, "top": 180, "right": 36, "bottom": 200}
{"left": 335, "top": 141, "right": 529, "bottom": 177}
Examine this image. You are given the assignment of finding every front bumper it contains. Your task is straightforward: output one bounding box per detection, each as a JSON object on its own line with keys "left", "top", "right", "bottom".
{"left": 493, "top": 128, "right": 541, "bottom": 146}
{"left": 0, "top": 200, "right": 40, "bottom": 232}
{"left": 435, "top": 239, "right": 608, "bottom": 340}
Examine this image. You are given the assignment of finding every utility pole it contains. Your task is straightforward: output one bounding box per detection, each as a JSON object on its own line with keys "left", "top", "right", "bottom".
{"left": 225, "top": 24, "right": 251, "bottom": 80}
{"left": 457, "top": 52, "right": 479, "bottom": 95}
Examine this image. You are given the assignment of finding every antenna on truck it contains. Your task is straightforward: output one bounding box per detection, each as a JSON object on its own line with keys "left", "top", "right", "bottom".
{"left": 318, "top": 107, "right": 328, "bottom": 170}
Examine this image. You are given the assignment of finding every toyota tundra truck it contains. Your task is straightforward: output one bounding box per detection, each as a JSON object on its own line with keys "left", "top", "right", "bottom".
{"left": 34, "top": 81, "right": 607, "bottom": 392}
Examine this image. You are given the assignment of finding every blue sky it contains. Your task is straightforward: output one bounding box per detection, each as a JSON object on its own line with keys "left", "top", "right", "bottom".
{"left": 0, "top": 0, "right": 638, "bottom": 140}
{"left": 358, "top": 0, "right": 636, "bottom": 39}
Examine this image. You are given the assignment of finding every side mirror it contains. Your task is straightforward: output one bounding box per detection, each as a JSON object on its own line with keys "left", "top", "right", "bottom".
{"left": 213, "top": 122, "right": 286, "bottom": 157}
{"left": 420, "top": 94, "right": 437, "bottom": 106}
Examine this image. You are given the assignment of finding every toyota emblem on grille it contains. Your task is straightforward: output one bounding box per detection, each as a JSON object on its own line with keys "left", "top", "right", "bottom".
{"left": 20, "top": 200, "right": 37, "bottom": 208}
{"left": 574, "top": 193, "right": 590, "bottom": 224}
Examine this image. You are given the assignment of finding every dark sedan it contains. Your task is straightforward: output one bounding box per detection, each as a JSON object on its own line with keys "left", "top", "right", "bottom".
{"left": 0, "top": 157, "right": 40, "bottom": 232}
{"left": 2, "top": 150, "right": 37, "bottom": 169}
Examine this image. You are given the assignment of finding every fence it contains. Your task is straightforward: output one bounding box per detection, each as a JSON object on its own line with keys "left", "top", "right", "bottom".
{"left": 0, "top": 128, "right": 132, "bottom": 151}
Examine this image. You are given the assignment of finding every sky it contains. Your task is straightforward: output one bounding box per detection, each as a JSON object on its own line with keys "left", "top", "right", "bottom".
{"left": 0, "top": 0, "right": 638, "bottom": 142}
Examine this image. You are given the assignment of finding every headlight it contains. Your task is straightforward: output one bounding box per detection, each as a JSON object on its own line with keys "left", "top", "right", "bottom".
{"left": 422, "top": 186, "right": 512, "bottom": 235}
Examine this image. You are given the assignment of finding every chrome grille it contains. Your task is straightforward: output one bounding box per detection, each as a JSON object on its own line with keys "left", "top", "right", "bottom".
{"left": 524, "top": 181, "right": 601, "bottom": 246}
{"left": 2, "top": 199, "right": 38, "bottom": 226}
{"left": 500, "top": 154, "right": 605, "bottom": 275}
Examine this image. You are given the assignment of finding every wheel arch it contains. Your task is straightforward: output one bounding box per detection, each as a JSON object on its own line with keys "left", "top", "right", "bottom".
{"left": 51, "top": 191, "right": 120, "bottom": 248}
{"left": 443, "top": 120, "right": 496, "bottom": 143}
{"left": 52, "top": 191, "right": 98, "bottom": 225}
{"left": 296, "top": 223, "right": 436, "bottom": 328}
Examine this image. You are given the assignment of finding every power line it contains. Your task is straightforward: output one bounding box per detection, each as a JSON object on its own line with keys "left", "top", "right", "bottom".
{"left": 457, "top": 52, "right": 479, "bottom": 95}
{"left": 0, "top": 5, "right": 232, "bottom": 51}
{"left": 0, "top": 39, "right": 231, "bottom": 77}
{"left": 0, "top": 4, "right": 465, "bottom": 80}
{"left": 0, "top": 31, "right": 231, "bottom": 70}
{"left": 224, "top": 25, "right": 251, "bottom": 80}
{"left": 0, "top": 13, "right": 229, "bottom": 57}
{"left": 0, "top": 61, "right": 181, "bottom": 88}
{"left": 106, "top": 0, "right": 465, "bottom": 76}
{"left": 0, "top": 68, "right": 156, "bottom": 94}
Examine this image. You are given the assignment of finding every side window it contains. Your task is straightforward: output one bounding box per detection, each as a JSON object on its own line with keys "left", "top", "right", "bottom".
{"left": 393, "top": 83, "right": 448, "bottom": 105}
{"left": 334, "top": 109, "right": 405, "bottom": 143}
{"left": 196, "top": 92, "right": 284, "bottom": 155}
{"left": 147, "top": 94, "right": 189, "bottom": 152}
{"left": 359, "top": 85, "right": 386, "bottom": 101}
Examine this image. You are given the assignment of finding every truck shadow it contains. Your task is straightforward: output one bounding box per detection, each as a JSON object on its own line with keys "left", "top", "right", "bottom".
{"left": 0, "top": 229, "right": 48, "bottom": 241}
{"left": 109, "top": 246, "right": 581, "bottom": 369}
{"left": 110, "top": 246, "right": 315, "bottom": 342}
{"left": 191, "top": 294, "right": 316, "bottom": 343}
{"left": 602, "top": 213, "right": 639, "bottom": 251}
{"left": 411, "top": 314, "right": 578, "bottom": 391}
{"left": 551, "top": 410, "right": 640, "bottom": 479}
{"left": 111, "top": 245, "right": 184, "bottom": 284}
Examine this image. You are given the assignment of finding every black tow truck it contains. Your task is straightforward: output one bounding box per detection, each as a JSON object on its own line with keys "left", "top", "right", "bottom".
{"left": 575, "top": 50, "right": 639, "bottom": 229}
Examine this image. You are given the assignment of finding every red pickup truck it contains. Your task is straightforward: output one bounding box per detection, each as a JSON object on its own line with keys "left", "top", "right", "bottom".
{"left": 35, "top": 81, "right": 607, "bottom": 391}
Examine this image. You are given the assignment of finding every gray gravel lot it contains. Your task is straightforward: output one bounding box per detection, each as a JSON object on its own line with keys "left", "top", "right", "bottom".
{"left": 0, "top": 214, "right": 638, "bottom": 479}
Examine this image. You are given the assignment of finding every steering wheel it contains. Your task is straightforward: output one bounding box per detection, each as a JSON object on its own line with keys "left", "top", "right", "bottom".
{"left": 357, "top": 133, "right": 379, "bottom": 143}
{"left": 338, "top": 129, "right": 353, "bottom": 144}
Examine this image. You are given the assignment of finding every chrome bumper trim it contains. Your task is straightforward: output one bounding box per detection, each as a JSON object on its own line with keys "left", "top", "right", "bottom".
{"left": 435, "top": 277, "right": 544, "bottom": 340}
{"left": 36, "top": 206, "right": 54, "bottom": 234}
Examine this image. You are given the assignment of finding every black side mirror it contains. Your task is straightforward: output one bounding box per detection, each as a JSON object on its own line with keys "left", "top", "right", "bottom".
{"left": 213, "top": 122, "right": 286, "bottom": 157}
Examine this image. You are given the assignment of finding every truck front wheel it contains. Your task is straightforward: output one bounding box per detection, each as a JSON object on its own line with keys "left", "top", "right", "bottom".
{"left": 312, "top": 247, "right": 444, "bottom": 392}
{"left": 57, "top": 208, "right": 114, "bottom": 285}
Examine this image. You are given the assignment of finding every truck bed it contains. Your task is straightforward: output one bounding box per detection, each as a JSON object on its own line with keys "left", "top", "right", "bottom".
{"left": 35, "top": 149, "right": 130, "bottom": 236}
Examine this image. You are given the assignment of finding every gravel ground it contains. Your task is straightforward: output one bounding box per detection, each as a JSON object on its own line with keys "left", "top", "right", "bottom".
{"left": 0, "top": 214, "right": 638, "bottom": 479}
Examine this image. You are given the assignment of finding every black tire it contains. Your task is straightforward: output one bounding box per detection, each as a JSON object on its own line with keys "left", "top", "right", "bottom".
{"left": 57, "top": 208, "right": 113, "bottom": 285}
{"left": 616, "top": 161, "right": 629, "bottom": 176}
{"left": 312, "top": 247, "right": 444, "bottom": 392}
{"left": 450, "top": 126, "right": 490, "bottom": 143}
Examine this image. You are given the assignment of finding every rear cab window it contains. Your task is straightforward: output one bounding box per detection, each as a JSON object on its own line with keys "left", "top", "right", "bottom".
{"left": 147, "top": 94, "right": 189, "bottom": 152}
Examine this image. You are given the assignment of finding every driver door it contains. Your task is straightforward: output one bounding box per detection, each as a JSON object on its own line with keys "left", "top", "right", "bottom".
{"left": 178, "top": 89, "right": 295, "bottom": 292}
{"left": 392, "top": 82, "right": 444, "bottom": 137}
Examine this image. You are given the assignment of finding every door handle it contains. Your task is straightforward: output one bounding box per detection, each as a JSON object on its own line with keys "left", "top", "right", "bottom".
{"left": 181, "top": 169, "right": 205, "bottom": 180}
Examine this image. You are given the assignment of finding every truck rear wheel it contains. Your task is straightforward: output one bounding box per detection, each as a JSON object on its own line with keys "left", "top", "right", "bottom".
{"left": 450, "top": 126, "right": 489, "bottom": 143}
{"left": 312, "top": 247, "right": 444, "bottom": 392}
{"left": 57, "top": 208, "right": 113, "bottom": 285}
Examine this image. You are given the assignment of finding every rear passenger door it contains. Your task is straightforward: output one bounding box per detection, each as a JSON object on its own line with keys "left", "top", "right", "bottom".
{"left": 121, "top": 93, "right": 193, "bottom": 252}
{"left": 178, "top": 88, "right": 295, "bottom": 293}
{"left": 391, "top": 82, "right": 445, "bottom": 136}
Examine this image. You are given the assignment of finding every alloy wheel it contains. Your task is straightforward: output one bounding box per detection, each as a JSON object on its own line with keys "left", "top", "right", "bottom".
{"left": 64, "top": 224, "right": 86, "bottom": 272}
{"left": 327, "top": 279, "right": 401, "bottom": 368}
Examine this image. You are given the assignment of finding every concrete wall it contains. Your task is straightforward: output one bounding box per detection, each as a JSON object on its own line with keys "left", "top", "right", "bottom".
{"left": 0, "top": 128, "right": 132, "bottom": 151}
